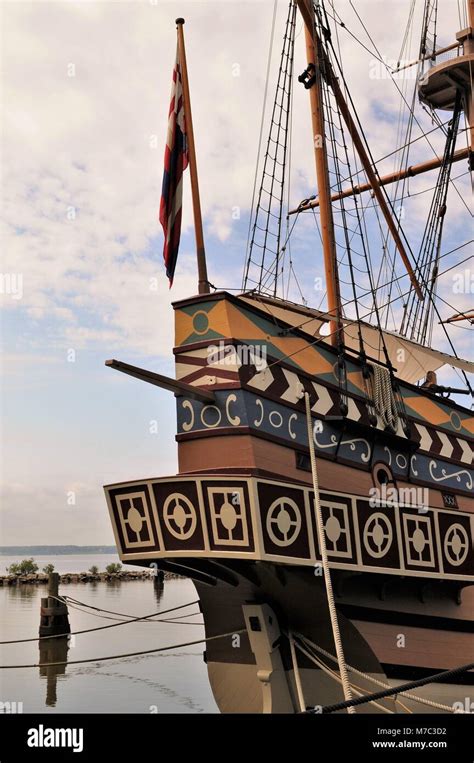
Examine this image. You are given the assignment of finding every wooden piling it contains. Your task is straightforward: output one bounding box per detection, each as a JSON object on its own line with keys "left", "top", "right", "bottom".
{"left": 39, "top": 572, "right": 70, "bottom": 637}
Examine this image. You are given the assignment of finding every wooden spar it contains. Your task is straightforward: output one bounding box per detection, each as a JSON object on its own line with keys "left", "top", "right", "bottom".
{"left": 296, "top": 1, "right": 423, "bottom": 301}
{"left": 176, "top": 18, "right": 210, "bottom": 295}
{"left": 297, "top": 1, "right": 343, "bottom": 347}
{"left": 290, "top": 147, "right": 470, "bottom": 213}
{"left": 393, "top": 41, "right": 460, "bottom": 73}
{"left": 105, "top": 359, "right": 215, "bottom": 402}
{"left": 441, "top": 311, "right": 474, "bottom": 324}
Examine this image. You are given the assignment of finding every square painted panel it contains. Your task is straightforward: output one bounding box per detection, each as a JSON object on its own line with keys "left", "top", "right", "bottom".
{"left": 258, "top": 482, "right": 310, "bottom": 559}
{"left": 313, "top": 493, "right": 357, "bottom": 563}
{"left": 356, "top": 499, "right": 400, "bottom": 569}
{"left": 108, "top": 484, "right": 160, "bottom": 554}
{"left": 437, "top": 511, "right": 473, "bottom": 576}
{"left": 401, "top": 508, "right": 439, "bottom": 571}
{"left": 201, "top": 480, "right": 254, "bottom": 552}
{"left": 153, "top": 481, "right": 205, "bottom": 551}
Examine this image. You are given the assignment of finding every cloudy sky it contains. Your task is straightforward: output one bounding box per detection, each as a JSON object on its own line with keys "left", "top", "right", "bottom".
{"left": 1, "top": 0, "right": 472, "bottom": 545}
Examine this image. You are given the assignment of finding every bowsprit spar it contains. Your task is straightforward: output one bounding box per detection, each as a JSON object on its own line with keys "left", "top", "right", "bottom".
{"left": 105, "top": 0, "right": 474, "bottom": 714}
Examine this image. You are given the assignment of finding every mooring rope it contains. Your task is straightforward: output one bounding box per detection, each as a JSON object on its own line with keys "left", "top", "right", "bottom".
{"left": 58, "top": 594, "right": 200, "bottom": 621}
{"left": 294, "top": 633, "right": 453, "bottom": 713}
{"left": 288, "top": 629, "right": 306, "bottom": 712}
{"left": 307, "top": 660, "right": 474, "bottom": 714}
{"left": 304, "top": 392, "right": 356, "bottom": 713}
{"left": 0, "top": 600, "right": 201, "bottom": 645}
{"left": 295, "top": 639, "right": 396, "bottom": 714}
{"left": 0, "top": 629, "right": 245, "bottom": 669}
{"left": 62, "top": 598, "right": 203, "bottom": 626}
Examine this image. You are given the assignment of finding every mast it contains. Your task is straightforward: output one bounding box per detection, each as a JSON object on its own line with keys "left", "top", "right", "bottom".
{"left": 296, "top": 0, "right": 343, "bottom": 347}
{"left": 176, "top": 18, "right": 210, "bottom": 295}
{"left": 417, "top": 0, "right": 474, "bottom": 159}
{"left": 466, "top": 0, "right": 474, "bottom": 153}
{"left": 296, "top": 1, "right": 423, "bottom": 301}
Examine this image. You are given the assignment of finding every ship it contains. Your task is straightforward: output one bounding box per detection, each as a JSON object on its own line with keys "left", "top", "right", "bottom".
{"left": 103, "top": 0, "right": 473, "bottom": 713}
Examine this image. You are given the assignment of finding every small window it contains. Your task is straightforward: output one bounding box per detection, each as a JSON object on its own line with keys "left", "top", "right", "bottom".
{"left": 295, "top": 452, "right": 311, "bottom": 472}
{"left": 372, "top": 462, "right": 394, "bottom": 489}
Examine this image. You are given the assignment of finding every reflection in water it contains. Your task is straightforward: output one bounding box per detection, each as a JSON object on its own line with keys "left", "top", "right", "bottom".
{"left": 153, "top": 578, "right": 165, "bottom": 606}
{"left": 39, "top": 637, "right": 70, "bottom": 707}
{"left": 7, "top": 583, "right": 37, "bottom": 602}
{"left": 104, "top": 579, "right": 122, "bottom": 598}
{"left": 0, "top": 577, "right": 215, "bottom": 713}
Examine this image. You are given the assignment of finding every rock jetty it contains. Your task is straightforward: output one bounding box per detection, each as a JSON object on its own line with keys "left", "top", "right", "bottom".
{"left": 0, "top": 570, "right": 180, "bottom": 585}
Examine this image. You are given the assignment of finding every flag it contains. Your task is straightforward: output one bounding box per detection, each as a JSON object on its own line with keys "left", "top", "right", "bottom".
{"left": 159, "top": 46, "right": 188, "bottom": 286}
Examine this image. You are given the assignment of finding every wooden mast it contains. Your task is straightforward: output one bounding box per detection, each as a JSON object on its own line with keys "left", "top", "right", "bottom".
{"left": 176, "top": 18, "right": 210, "bottom": 295}
{"left": 296, "top": 1, "right": 423, "bottom": 301}
{"left": 466, "top": 0, "right": 474, "bottom": 153}
{"left": 297, "top": 1, "right": 343, "bottom": 347}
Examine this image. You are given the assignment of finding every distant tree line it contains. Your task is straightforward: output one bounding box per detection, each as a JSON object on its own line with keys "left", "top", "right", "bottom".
{"left": 6, "top": 559, "right": 122, "bottom": 575}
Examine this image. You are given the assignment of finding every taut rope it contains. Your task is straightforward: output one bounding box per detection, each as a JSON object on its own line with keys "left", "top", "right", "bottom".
{"left": 304, "top": 392, "right": 355, "bottom": 713}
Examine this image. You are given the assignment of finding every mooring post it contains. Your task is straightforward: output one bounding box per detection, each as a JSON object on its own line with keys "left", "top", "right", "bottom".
{"left": 39, "top": 572, "right": 70, "bottom": 637}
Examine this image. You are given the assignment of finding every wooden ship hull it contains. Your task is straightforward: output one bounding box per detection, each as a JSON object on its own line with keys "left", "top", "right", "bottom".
{"left": 104, "top": 291, "right": 474, "bottom": 713}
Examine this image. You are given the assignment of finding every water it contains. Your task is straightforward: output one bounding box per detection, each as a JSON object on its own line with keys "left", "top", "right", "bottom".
{"left": 0, "top": 561, "right": 218, "bottom": 713}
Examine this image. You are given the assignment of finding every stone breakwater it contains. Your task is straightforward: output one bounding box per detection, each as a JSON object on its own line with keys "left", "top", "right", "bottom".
{"left": 0, "top": 570, "right": 181, "bottom": 585}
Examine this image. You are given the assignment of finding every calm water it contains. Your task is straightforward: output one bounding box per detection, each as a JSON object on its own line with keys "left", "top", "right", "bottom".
{"left": 0, "top": 562, "right": 218, "bottom": 713}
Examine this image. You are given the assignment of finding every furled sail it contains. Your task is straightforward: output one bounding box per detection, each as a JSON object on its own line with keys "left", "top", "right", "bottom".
{"left": 239, "top": 293, "right": 473, "bottom": 385}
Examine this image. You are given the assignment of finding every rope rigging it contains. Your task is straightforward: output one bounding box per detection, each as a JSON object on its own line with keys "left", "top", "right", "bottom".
{"left": 374, "top": 0, "right": 420, "bottom": 327}
{"left": 304, "top": 392, "right": 355, "bottom": 713}
{"left": 369, "top": 362, "right": 400, "bottom": 432}
{"left": 3, "top": 589, "right": 472, "bottom": 714}
{"left": 419, "top": 0, "right": 438, "bottom": 71}
{"left": 400, "top": 92, "right": 463, "bottom": 345}
{"left": 240, "top": 0, "right": 472, "bottom": 398}
{"left": 294, "top": 632, "right": 457, "bottom": 713}
{"left": 243, "top": 0, "right": 297, "bottom": 296}
{"left": 312, "top": 1, "right": 411, "bottom": 428}
{"left": 310, "top": 659, "right": 474, "bottom": 714}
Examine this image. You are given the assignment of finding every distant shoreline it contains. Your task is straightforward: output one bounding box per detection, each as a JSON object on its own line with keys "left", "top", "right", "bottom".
{"left": 0, "top": 546, "right": 117, "bottom": 555}
{"left": 0, "top": 570, "right": 179, "bottom": 584}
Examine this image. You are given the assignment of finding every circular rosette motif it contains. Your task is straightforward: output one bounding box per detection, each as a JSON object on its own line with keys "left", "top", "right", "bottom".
{"left": 444, "top": 523, "right": 469, "bottom": 566}
{"left": 163, "top": 493, "right": 198, "bottom": 540}
{"left": 363, "top": 512, "right": 393, "bottom": 559}
{"left": 266, "top": 497, "right": 302, "bottom": 547}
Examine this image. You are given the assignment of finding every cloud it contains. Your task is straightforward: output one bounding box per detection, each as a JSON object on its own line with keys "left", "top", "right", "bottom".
{"left": 2, "top": 1, "right": 288, "bottom": 355}
{"left": 1, "top": 1, "right": 471, "bottom": 544}
{"left": 2, "top": 1, "right": 469, "bottom": 352}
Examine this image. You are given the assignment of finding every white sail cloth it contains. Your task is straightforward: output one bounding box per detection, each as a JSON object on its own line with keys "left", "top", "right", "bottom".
{"left": 239, "top": 294, "right": 473, "bottom": 385}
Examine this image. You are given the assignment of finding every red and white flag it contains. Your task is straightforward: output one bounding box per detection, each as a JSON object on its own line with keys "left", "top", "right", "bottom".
{"left": 159, "top": 47, "right": 188, "bottom": 286}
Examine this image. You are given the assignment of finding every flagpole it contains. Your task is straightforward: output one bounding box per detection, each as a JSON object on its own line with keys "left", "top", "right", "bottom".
{"left": 176, "top": 18, "right": 210, "bottom": 295}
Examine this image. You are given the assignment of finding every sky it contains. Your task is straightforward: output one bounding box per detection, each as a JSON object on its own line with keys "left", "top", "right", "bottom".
{"left": 1, "top": 0, "right": 472, "bottom": 545}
